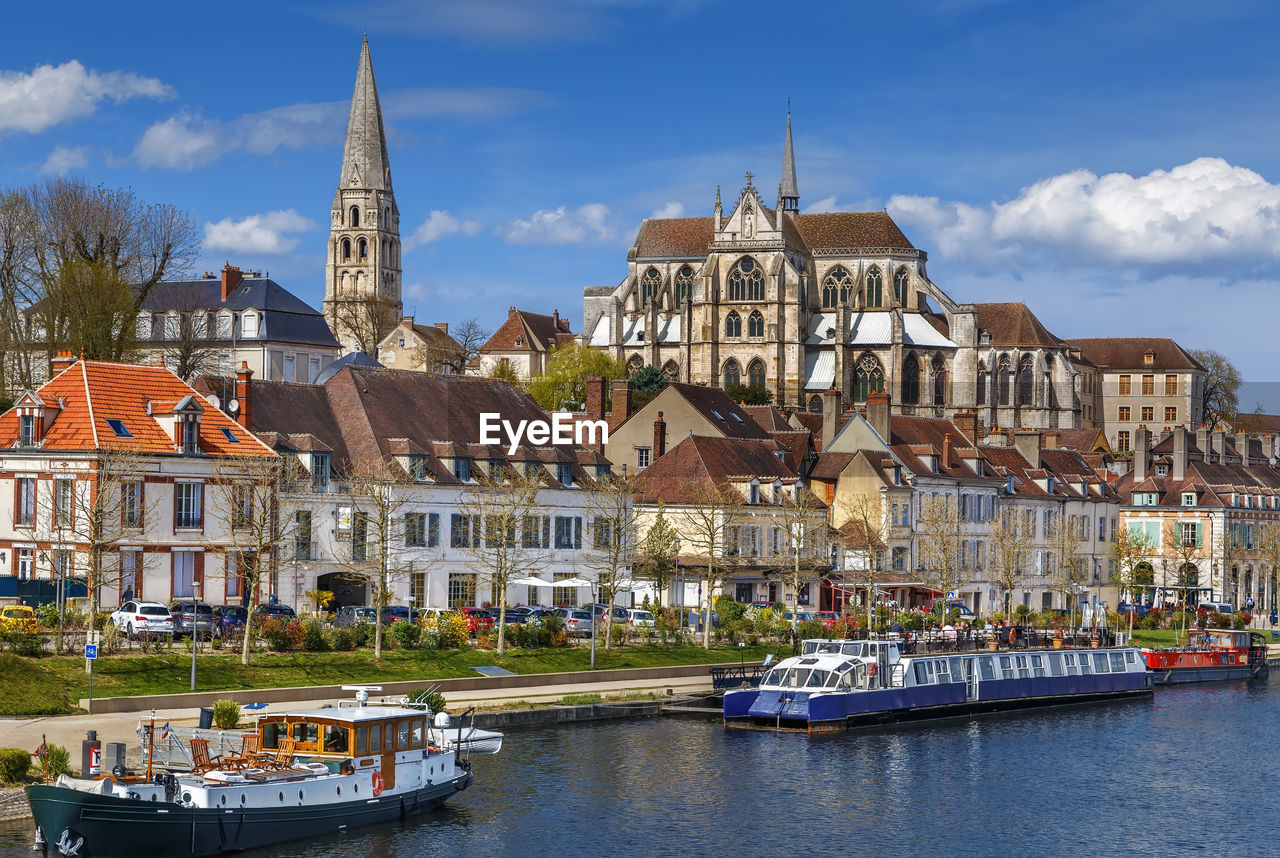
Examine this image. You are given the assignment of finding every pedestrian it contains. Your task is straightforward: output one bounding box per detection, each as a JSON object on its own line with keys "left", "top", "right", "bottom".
{"left": 122, "top": 586, "right": 134, "bottom": 604}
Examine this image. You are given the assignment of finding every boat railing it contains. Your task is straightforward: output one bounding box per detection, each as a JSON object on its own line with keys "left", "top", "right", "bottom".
{"left": 135, "top": 722, "right": 254, "bottom": 770}
{"left": 881, "top": 626, "right": 1119, "bottom": 655}
{"left": 710, "top": 664, "right": 768, "bottom": 690}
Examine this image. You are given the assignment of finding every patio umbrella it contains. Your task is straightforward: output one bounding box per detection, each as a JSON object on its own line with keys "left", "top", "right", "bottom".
{"left": 551, "top": 577, "right": 595, "bottom": 588}
{"left": 509, "top": 576, "right": 558, "bottom": 587}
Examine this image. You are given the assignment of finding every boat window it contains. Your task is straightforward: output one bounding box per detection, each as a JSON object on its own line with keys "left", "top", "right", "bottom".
{"left": 805, "top": 669, "right": 828, "bottom": 688}
{"left": 411, "top": 719, "right": 423, "bottom": 746}
{"left": 1078, "top": 656, "right": 1091, "bottom": 675}
{"left": 261, "top": 721, "right": 286, "bottom": 750}
{"left": 978, "top": 657, "right": 996, "bottom": 681}
{"left": 824, "top": 670, "right": 842, "bottom": 688}
{"left": 838, "top": 670, "right": 855, "bottom": 689}
{"left": 1015, "top": 655, "right": 1030, "bottom": 679}
{"left": 398, "top": 720, "right": 412, "bottom": 749}
{"left": 356, "top": 727, "right": 368, "bottom": 756}
{"left": 1109, "top": 652, "right": 1126, "bottom": 673}
{"left": 292, "top": 722, "right": 320, "bottom": 747}
{"left": 761, "top": 668, "right": 781, "bottom": 686}
{"left": 323, "top": 725, "right": 348, "bottom": 753}
{"left": 999, "top": 656, "right": 1014, "bottom": 680}
{"left": 1125, "top": 651, "right": 1136, "bottom": 664}
{"left": 801, "top": 641, "right": 817, "bottom": 654}
{"left": 384, "top": 724, "right": 396, "bottom": 751}
{"left": 935, "top": 660, "right": 950, "bottom": 682}
{"left": 1048, "top": 653, "right": 1064, "bottom": 677}
{"left": 949, "top": 658, "right": 965, "bottom": 681}
{"left": 1064, "top": 653, "right": 1078, "bottom": 675}
{"left": 369, "top": 724, "right": 381, "bottom": 753}
{"left": 914, "top": 662, "right": 930, "bottom": 684}
{"left": 841, "top": 643, "right": 864, "bottom": 657}
{"left": 1030, "top": 655, "right": 1046, "bottom": 678}
{"left": 1092, "top": 654, "right": 1109, "bottom": 673}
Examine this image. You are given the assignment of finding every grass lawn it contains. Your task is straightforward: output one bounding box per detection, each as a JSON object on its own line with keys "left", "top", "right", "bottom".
{"left": 1128, "top": 627, "right": 1276, "bottom": 648}
{"left": 0, "top": 642, "right": 779, "bottom": 717}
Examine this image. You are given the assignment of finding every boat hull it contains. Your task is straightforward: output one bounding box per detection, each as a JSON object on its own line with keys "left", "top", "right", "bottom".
{"left": 26, "top": 771, "right": 472, "bottom": 857}
{"left": 1149, "top": 663, "right": 1267, "bottom": 685}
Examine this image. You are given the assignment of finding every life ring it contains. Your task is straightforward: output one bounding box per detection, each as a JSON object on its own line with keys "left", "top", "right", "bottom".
{"left": 372, "top": 771, "right": 384, "bottom": 797}
{"left": 1008, "top": 629, "right": 1017, "bottom": 646}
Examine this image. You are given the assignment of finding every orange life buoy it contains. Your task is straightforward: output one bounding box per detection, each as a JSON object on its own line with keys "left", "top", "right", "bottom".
{"left": 372, "top": 770, "right": 384, "bottom": 797}
{"left": 868, "top": 663, "right": 877, "bottom": 677}
{"left": 1008, "top": 629, "right": 1017, "bottom": 646}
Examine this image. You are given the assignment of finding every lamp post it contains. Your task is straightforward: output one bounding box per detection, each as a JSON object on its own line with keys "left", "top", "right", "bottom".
{"left": 190, "top": 580, "right": 201, "bottom": 692}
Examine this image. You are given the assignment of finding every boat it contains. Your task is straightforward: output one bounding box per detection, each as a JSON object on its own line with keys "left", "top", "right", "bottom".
{"left": 26, "top": 686, "right": 500, "bottom": 857}
{"left": 1140, "top": 628, "right": 1270, "bottom": 684}
{"left": 724, "top": 638, "right": 1153, "bottom": 733}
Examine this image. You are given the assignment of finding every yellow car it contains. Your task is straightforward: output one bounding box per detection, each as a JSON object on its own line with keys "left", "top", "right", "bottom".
{"left": 0, "top": 604, "right": 37, "bottom": 634}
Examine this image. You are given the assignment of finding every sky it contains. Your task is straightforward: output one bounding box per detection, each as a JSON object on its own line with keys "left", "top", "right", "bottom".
{"left": 5, "top": 0, "right": 1280, "bottom": 405}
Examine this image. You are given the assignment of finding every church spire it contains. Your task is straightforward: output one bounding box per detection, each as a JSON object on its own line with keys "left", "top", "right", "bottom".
{"left": 779, "top": 109, "right": 799, "bottom": 213}
{"left": 340, "top": 35, "right": 392, "bottom": 192}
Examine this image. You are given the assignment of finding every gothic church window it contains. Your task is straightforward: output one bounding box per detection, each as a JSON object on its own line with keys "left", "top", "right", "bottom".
{"left": 725, "top": 311, "right": 742, "bottom": 338}
{"left": 350, "top": 206, "right": 360, "bottom": 228}
{"left": 662, "top": 360, "right": 679, "bottom": 381}
{"left": 852, "top": 353, "right": 884, "bottom": 402}
{"left": 932, "top": 353, "right": 946, "bottom": 406}
{"left": 341, "top": 238, "right": 351, "bottom": 261}
{"left": 728, "top": 257, "right": 764, "bottom": 301}
{"left": 747, "top": 311, "right": 764, "bottom": 338}
{"left": 627, "top": 355, "right": 644, "bottom": 375}
{"left": 866, "top": 267, "right": 883, "bottom": 308}
{"left": 902, "top": 354, "right": 920, "bottom": 405}
{"left": 747, "top": 359, "right": 766, "bottom": 389}
{"left": 998, "top": 355, "right": 1012, "bottom": 406}
{"left": 674, "top": 266, "right": 694, "bottom": 308}
{"left": 723, "top": 359, "right": 741, "bottom": 388}
{"left": 894, "top": 267, "right": 909, "bottom": 306}
{"left": 1018, "top": 355, "right": 1035, "bottom": 406}
{"left": 822, "top": 267, "right": 852, "bottom": 309}
{"left": 358, "top": 238, "right": 368, "bottom": 260}
{"left": 641, "top": 267, "right": 661, "bottom": 305}
{"left": 977, "top": 361, "right": 987, "bottom": 406}
{"left": 808, "top": 395, "right": 822, "bottom": 412}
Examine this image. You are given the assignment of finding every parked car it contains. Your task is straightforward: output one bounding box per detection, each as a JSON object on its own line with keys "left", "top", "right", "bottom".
{"left": 254, "top": 604, "right": 297, "bottom": 621}
{"left": 1117, "top": 603, "right": 1150, "bottom": 619}
{"left": 812, "top": 610, "right": 841, "bottom": 629}
{"left": 929, "top": 600, "right": 978, "bottom": 621}
{"left": 684, "top": 608, "right": 718, "bottom": 630}
{"left": 168, "top": 601, "right": 217, "bottom": 637}
{"left": 586, "top": 603, "right": 630, "bottom": 623}
{"left": 211, "top": 605, "right": 248, "bottom": 637}
{"left": 455, "top": 607, "right": 495, "bottom": 635}
{"left": 504, "top": 607, "right": 554, "bottom": 624}
{"left": 0, "top": 604, "right": 37, "bottom": 634}
{"left": 554, "top": 608, "right": 594, "bottom": 637}
{"left": 380, "top": 605, "right": 415, "bottom": 625}
{"left": 1198, "top": 602, "right": 1235, "bottom": 615}
{"left": 333, "top": 606, "right": 377, "bottom": 627}
{"left": 111, "top": 601, "right": 175, "bottom": 638}
{"left": 626, "top": 609, "right": 655, "bottom": 628}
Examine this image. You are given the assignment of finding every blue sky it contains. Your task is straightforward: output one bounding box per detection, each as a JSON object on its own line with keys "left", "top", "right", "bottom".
{"left": 5, "top": 0, "right": 1280, "bottom": 403}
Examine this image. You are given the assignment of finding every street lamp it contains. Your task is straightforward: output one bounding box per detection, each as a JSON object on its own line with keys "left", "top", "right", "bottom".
{"left": 190, "top": 580, "right": 201, "bottom": 692}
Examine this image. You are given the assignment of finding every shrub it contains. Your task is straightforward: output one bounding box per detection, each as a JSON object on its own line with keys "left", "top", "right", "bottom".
{"left": 715, "top": 595, "right": 747, "bottom": 623}
{"left": 796, "top": 619, "right": 824, "bottom": 641}
{"left": 329, "top": 626, "right": 357, "bottom": 652}
{"left": 348, "top": 622, "right": 372, "bottom": 649}
{"left": 0, "top": 748, "right": 30, "bottom": 784}
{"left": 3, "top": 631, "right": 44, "bottom": 657}
{"left": 211, "top": 700, "right": 241, "bottom": 730}
{"left": 409, "top": 689, "right": 447, "bottom": 713}
{"left": 390, "top": 620, "right": 420, "bottom": 650}
{"left": 37, "top": 744, "right": 71, "bottom": 781}
{"left": 437, "top": 614, "right": 469, "bottom": 649}
{"left": 262, "top": 619, "right": 305, "bottom": 652}
{"left": 302, "top": 618, "right": 328, "bottom": 652}
{"left": 34, "top": 603, "right": 59, "bottom": 629}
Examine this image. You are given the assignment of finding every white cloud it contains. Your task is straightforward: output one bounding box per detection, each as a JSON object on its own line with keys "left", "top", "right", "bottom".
{"left": 203, "top": 210, "right": 319, "bottom": 255}
{"left": 133, "top": 112, "right": 224, "bottom": 170}
{"left": 803, "top": 195, "right": 881, "bottom": 214}
{"left": 498, "top": 203, "right": 616, "bottom": 245}
{"left": 407, "top": 210, "right": 482, "bottom": 249}
{"left": 888, "top": 156, "right": 1280, "bottom": 270}
{"left": 650, "top": 202, "right": 684, "bottom": 219}
{"left": 134, "top": 103, "right": 346, "bottom": 170}
{"left": 385, "top": 87, "right": 551, "bottom": 119}
{"left": 0, "top": 60, "right": 173, "bottom": 135}
{"left": 40, "top": 144, "right": 91, "bottom": 175}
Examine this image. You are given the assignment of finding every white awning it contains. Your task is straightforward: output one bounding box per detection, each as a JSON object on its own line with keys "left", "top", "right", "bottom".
{"left": 804, "top": 350, "right": 836, "bottom": 391}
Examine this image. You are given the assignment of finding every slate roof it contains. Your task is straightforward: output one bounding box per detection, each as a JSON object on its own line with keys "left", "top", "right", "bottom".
{"left": 973, "top": 303, "right": 1065, "bottom": 348}
{"left": 634, "top": 435, "right": 811, "bottom": 505}
{"left": 0, "top": 360, "right": 272, "bottom": 457}
{"left": 631, "top": 212, "right": 914, "bottom": 259}
{"left": 740, "top": 405, "right": 794, "bottom": 433}
{"left": 142, "top": 277, "right": 339, "bottom": 349}
{"left": 1064, "top": 337, "right": 1205, "bottom": 372}
{"left": 667, "top": 384, "right": 772, "bottom": 440}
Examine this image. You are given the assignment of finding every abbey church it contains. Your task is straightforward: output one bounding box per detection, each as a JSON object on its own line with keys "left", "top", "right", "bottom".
{"left": 583, "top": 117, "right": 1082, "bottom": 430}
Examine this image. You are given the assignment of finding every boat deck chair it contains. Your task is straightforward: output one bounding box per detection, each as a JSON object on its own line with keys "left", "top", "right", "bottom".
{"left": 257, "top": 737, "right": 298, "bottom": 770}
{"left": 219, "top": 734, "right": 260, "bottom": 771}
{"left": 188, "top": 738, "right": 219, "bottom": 774}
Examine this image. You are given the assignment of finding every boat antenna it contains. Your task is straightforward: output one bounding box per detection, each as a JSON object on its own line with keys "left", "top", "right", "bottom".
{"left": 342, "top": 685, "right": 383, "bottom": 707}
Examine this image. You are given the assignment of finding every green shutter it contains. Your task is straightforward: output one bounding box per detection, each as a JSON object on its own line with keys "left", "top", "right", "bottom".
{"left": 1194, "top": 522, "right": 1203, "bottom": 548}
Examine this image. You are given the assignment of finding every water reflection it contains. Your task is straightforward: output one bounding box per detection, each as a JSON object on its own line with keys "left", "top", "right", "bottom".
{"left": 3, "top": 682, "right": 1279, "bottom": 857}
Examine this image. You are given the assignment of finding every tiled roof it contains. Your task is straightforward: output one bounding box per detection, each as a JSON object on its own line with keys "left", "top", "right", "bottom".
{"left": 630, "top": 212, "right": 914, "bottom": 258}
{"left": 973, "top": 303, "right": 1065, "bottom": 348}
{"left": 1064, "top": 337, "right": 1205, "bottom": 372}
{"left": 670, "top": 384, "right": 772, "bottom": 440}
{"left": 0, "top": 360, "right": 272, "bottom": 456}
{"left": 481, "top": 308, "right": 574, "bottom": 354}
{"left": 741, "top": 405, "right": 793, "bottom": 433}
{"left": 634, "top": 435, "right": 810, "bottom": 505}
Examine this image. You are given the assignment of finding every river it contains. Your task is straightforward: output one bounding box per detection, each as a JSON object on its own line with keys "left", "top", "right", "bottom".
{"left": 3, "top": 681, "right": 1278, "bottom": 857}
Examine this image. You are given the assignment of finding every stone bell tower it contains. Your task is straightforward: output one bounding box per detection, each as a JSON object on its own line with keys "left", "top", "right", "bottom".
{"left": 324, "top": 36, "right": 403, "bottom": 354}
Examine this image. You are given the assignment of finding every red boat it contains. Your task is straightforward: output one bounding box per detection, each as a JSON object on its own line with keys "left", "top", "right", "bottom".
{"left": 1141, "top": 628, "right": 1270, "bottom": 685}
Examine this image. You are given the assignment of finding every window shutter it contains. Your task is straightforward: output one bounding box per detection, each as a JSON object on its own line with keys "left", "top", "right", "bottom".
{"left": 1195, "top": 523, "right": 1203, "bottom": 548}
{"left": 574, "top": 517, "right": 582, "bottom": 549}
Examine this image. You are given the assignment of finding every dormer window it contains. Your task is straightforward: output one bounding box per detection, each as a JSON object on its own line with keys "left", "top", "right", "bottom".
{"left": 1006, "top": 476, "right": 1017, "bottom": 494}
{"left": 749, "top": 483, "right": 760, "bottom": 504}
{"left": 312, "top": 452, "right": 330, "bottom": 492}
{"left": 242, "top": 313, "right": 259, "bottom": 338}
{"left": 1182, "top": 492, "right": 1197, "bottom": 506}
{"left": 408, "top": 455, "right": 430, "bottom": 481}
{"left": 1155, "top": 464, "right": 1169, "bottom": 477}
{"left": 180, "top": 419, "right": 200, "bottom": 455}
{"left": 18, "top": 415, "right": 35, "bottom": 447}
{"left": 454, "top": 458, "right": 472, "bottom": 482}
{"left": 557, "top": 463, "right": 573, "bottom": 486}
{"left": 1143, "top": 352, "right": 1155, "bottom": 365}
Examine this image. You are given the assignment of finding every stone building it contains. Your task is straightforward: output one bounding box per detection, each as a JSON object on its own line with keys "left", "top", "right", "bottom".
{"left": 376, "top": 316, "right": 465, "bottom": 373}
{"left": 323, "top": 37, "right": 403, "bottom": 354}
{"left": 474, "top": 308, "right": 575, "bottom": 379}
{"left": 584, "top": 115, "right": 1080, "bottom": 430}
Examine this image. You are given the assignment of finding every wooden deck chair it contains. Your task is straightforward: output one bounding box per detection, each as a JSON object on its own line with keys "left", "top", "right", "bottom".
{"left": 259, "top": 737, "right": 297, "bottom": 770}
{"left": 189, "top": 738, "right": 218, "bottom": 774}
{"left": 219, "top": 734, "right": 260, "bottom": 771}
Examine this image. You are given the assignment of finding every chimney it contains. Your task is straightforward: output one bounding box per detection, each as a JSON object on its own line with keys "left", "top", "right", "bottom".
{"left": 50, "top": 349, "right": 76, "bottom": 375}
{"left": 401, "top": 316, "right": 414, "bottom": 326}
{"left": 234, "top": 361, "right": 253, "bottom": 429}
{"left": 820, "top": 389, "right": 841, "bottom": 452}
{"left": 1013, "top": 429, "right": 1041, "bottom": 469}
{"left": 220, "top": 264, "right": 243, "bottom": 302}
{"left": 952, "top": 409, "right": 978, "bottom": 445}
{"left": 1172, "top": 426, "right": 1187, "bottom": 481}
{"left": 434, "top": 322, "right": 449, "bottom": 334}
{"left": 584, "top": 376, "right": 606, "bottom": 421}
{"left": 653, "top": 411, "right": 667, "bottom": 459}
{"left": 1211, "top": 429, "right": 1225, "bottom": 464}
{"left": 942, "top": 432, "right": 952, "bottom": 471}
{"left": 865, "top": 390, "right": 891, "bottom": 445}
{"left": 1236, "top": 430, "right": 1251, "bottom": 467}
{"left": 553, "top": 309, "right": 560, "bottom": 330}
{"left": 609, "top": 379, "right": 632, "bottom": 431}
{"left": 1196, "top": 425, "right": 1209, "bottom": 460}
{"left": 1043, "top": 430, "right": 1060, "bottom": 450}
{"left": 508, "top": 306, "right": 518, "bottom": 318}
{"left": 1133, "top": 425, "right": 1150, "bottom": 483}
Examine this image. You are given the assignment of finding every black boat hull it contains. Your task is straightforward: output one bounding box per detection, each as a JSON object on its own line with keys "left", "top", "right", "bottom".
{"left": 26, "top": 772, "right": 471, "bottom": 857}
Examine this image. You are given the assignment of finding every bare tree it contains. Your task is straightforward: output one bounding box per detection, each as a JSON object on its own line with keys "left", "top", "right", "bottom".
{"left": 769, "top": 483, "right": 831, "bottom": 646}
{"left": 915, "top": 495, "right": 970, "bottom": 625}
{"left": 205, "top": 455, "right": 293, "bottom": 666}
{"left": 675, "top": 481, "right": 744, "bottom": 649}
{"left": 0, "top": 190, "right": 40, "bottom": 392}
{"left": 164, "top": 309, "right": 220, "bottom": 382}
{"left": 1160, "top": 519, "right": 1204, "bottom": 637}
{"left": 330, "top": 293, "right": 399, "bottom": 358}
{"left": 835, "top": 491, "right": 889, "bottom": 632}
{"left": 1109, "top": 522, "right": 1154, "bottom": 639}
{"left": 336, "top": 456, "right": 417, "bottom": 660}
{"left": 457, "top": 470, "right": 545, "bottom": 655}
{"left": 1256, "top": 522, "right": 1280, "bottom": 623}
{"left": 1190, "top": 348, "right": 1241, "bottom": 431}
{"left": 582, "top": 474, "right": 639, "bottom": 649}
{"left": 1046, "top": 509, "right": 1087, "bottom": 631}
{"left": 635, "top": 502, "right": 679, "bottom": 605}
{"left": 445, "top": 317, "right": 490, "bottom": 374}
{"left": 988, "top": 506, "right": 1033, "bottom": 619}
